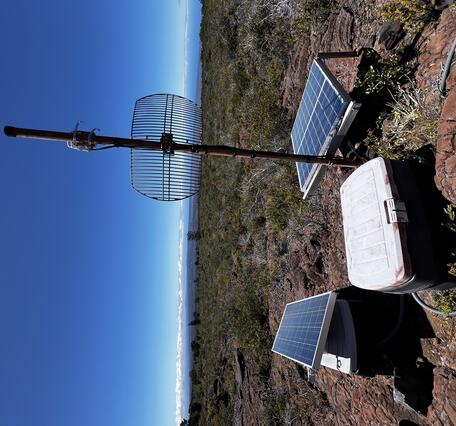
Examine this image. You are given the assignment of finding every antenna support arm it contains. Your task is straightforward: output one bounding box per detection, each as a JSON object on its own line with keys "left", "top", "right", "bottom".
{"left": 4, "top": 125, "right": 359, "bottom": 167}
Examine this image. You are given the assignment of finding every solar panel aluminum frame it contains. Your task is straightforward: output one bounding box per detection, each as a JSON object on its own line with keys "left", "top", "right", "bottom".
{"left": 301, "top": 100, "right": 361, "bottom": 199}
{"left": 292, "top": 58, "right": 361, "bottom": 199}
{"left": 272, "top": 292, "right": 337, "bottom": 369}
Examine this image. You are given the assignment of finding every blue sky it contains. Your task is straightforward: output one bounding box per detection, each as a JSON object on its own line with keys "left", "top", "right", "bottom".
{"left": 0, "top": 1, "right": 201, "bottom": 425}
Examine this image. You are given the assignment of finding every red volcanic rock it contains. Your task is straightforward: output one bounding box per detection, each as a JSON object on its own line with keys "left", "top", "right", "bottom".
{"left": 435, "top": 88, "right": 456, "bottom": 203}
{"left": 281, "top": 5, "right": 376, "bottom": 116}
{"left": 281, "top": 36, "right": 311, "bottom": 115}
{"left": 415, "top": 9, "right": 456, "bottom": 203}
{"left": 234, "top": 5, "right": 456, "bottom": 426}
{"left": 377, "top": 20, "right": 404, "bottom": 50}
{"left": 427, "top": 367, "right": 456, "bottom": 425}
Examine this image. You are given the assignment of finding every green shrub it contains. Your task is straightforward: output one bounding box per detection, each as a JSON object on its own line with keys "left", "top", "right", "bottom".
{"left": 364, "top": 80, "right": 440, "bottom": 159}
{"left": 355, "top": 52, "right": 404, "bottom": 95}
{"left": 377, "top": 0, "right": 433, "bottom": 32}
{"left": 294, "top": 0, "right": 332, "bottom": 34}
{"left": 444, "top": 204, "right": 456, "bottom": 223}
{"left": 448, "top": 262, "right": 456, "bottom": 277}
{"left": 443, "top": 204, "right": 456, "bottom": 276}
{"left": 227, "top": 266, "right": 271, "bottom": 374}
{"left": 435, "top": 290, "right": 456, "bottom": 314}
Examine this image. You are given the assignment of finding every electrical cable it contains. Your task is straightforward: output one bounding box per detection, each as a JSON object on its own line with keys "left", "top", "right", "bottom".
{"left": 412, "top": 292, "right": 456, "bottom": 317}
{"left": 92, "top": 145, "right": 118, "bottom": 151}
{"left": 378, "top": 295, "right": 405, "bottom": 345}
{"left": 439, "top": 37, "right": 456, "bottom": 96}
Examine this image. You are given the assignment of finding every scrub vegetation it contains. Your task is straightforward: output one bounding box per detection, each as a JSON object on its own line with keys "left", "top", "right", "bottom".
{"left": 363, "top": 80, "right": 440, "bottom": 159}
{"left": 187, "top": 1, "right": 332, "bottom": 424}
{"left": 435, "top": 290, "right": 456, "bottom": 314}
{"left": 377, "top": 0, "right": 434, "bottom": 32}
{"left": 186, "top": 0, "right": 453, "bottom": 424}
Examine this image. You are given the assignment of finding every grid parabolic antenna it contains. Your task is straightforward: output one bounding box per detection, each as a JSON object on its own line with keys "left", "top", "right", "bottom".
{"left": 272, "top": 292, "right": 337, "bottom": 369}
{"left": 130, "top": 93, "right": 202, "bottom": 201}
{"left": 292, "top": 58, "right": 359, "bottom": 198}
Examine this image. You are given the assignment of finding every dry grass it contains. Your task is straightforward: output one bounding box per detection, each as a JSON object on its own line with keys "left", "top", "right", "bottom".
{"left": 366, "top": 81, "right": 440, "bottom": 159}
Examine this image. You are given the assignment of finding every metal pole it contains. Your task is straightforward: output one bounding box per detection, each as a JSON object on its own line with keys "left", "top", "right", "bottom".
{"left": 4, "top": 126, "right": 160, "bottom": 149}
{"left": 317, "top": 51, "right": 360, "bottom": 60}
{"left": 4, "top": 126, "right": 359, "bottom": 168}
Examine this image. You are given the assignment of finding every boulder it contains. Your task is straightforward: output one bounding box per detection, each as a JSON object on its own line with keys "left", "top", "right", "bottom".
{"left": 415, "top": 9, "right": 456, "bottom": 203}
{"left": 377, "top": 20, "right": 404, "bottom": 50}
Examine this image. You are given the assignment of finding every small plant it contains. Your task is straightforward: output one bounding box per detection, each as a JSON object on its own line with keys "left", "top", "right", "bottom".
{"left": 384, "top": 83, "right": 439, "bottom": 147}
{"left": 443, "top": 204, "right": 456, "bottom": 232}
{"left": 377, "top": 0, "right": 433, "bottom": 32}
{"left": 364, "top": 80, "right": 440, "bottom": 159}
{"left": 435, "top": 290, "right": 456, "bottom": 314}
{"left": 443, "top": 204, "right": 456, "bottom": 276}
{"left": 364, "top": 134, "right": 406, "bottom": 160}
{"left": 355, "top": 52, "right": 404, "bottom": 95}
{"left": 290, "top": 13, "right": 310, "bottom": 42}
{"left": 444, "top": 203, "right": 456, "bottom": 221}
{"left": 449, "top": 261, "right": 456, "bottom": 277}
{"left": 291, "top": 0, "right": 332, "bottom": 39}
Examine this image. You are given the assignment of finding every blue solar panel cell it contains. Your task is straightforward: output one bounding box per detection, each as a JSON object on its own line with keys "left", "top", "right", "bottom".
{"left": 291, "top": 59, "right": 351, "bottom": 196}
{"left": 272, "top": 292, "right": 337, "bottom": 368}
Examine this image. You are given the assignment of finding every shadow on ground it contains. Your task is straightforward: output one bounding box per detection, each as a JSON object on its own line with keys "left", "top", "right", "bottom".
{"left": 339, "top": 286, "right": 435, "bottom": 415}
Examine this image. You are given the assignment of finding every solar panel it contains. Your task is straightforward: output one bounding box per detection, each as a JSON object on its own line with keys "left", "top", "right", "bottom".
{"left": 272, "top": 292, "right": 337, "bottom": 369}
{"left": 291, "top": 58, "right": 358, "bottom": 198}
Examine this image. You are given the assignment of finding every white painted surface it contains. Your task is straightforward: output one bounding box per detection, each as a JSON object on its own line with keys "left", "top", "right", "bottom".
{"left": 340, "top": 157, "right": 412, "bottom": 290}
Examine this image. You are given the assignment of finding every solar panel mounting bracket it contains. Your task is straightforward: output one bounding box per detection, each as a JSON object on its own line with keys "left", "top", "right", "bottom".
{"left": 316, "top": 51, "right": 361, "bottom": 60}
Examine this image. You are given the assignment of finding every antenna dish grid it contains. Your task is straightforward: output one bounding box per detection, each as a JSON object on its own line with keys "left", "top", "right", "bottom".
{"left": 130, "top": 93, "right": 202, "bottom": 201}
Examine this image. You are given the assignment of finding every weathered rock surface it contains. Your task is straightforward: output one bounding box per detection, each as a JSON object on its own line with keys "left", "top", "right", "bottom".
{"left": 209, "top": 4, "right": 456, "bottom": 425}
{"left": 435, "top": 87, "right": 456, "bottom": 203}
{"left": 377, "top": 20, "right": 404, "bottom": 50}
{"left": 415, "top": 9, "right": 456, "bottom": 203}
{"left": 281, "top": 3, "right": 375, "bottom": 115}
{"left": 271, "top": 4, "right": 456, "bottom": 426}
{"left": 427, "top": 367, "right": 456, "bottom": 425}
{"left": 232, "top": 346, "right": 263, "bottom": 426}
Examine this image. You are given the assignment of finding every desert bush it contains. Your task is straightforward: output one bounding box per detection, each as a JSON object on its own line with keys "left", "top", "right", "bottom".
{"left": 443, "top": 204, "right": 456, "bottom": 276}
{"left": 434, "top": 290, "right": 456, "bottom": 314}
{"left": 292, "top": 0, "right": 333, "bottom": 36}
{"left": 444, "top": 204, "right": 456, "bottom": 228}
{"left": 228, "top": 278, "right": 272, "bottom": 374}
{"left": 372, "top": 82, "right": 439, "bottom": 158}
{"left": 355, "top": 51, "right": 405, "bottom": 95}
{"left": 364, "top": 80, "right": 439, "bottom": 159}
{"left": 192, "top": 0, "right": 328, "bottom": 419}
{"left": 385, "top": 83, "right": 439, "bottom": 147}
{"left": 377, "top": 0, "right": 433, "bottom": 32}
{"left": 261, "top": 384, "right": 331, "bottom": 425}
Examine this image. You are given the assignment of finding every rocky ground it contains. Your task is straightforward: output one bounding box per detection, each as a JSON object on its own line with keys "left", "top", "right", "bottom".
{"left": 267, "top": 4, "right": 456, "bottom": 426}
{"left": 192, "top": 2, "right": 456, "bottom": 425}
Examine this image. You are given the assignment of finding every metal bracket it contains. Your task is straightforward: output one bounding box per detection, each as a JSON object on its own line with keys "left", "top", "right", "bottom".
{"left": 67, "top": 121, "right": 83, "bottom": 150}
{"left": 88, "top": 128, "right": 100, "bottom": 147}
{"left": 67, "top": 122, "right": 98, "bottom": 151}
{"left": 385, "top": 198, "right": 409, "bottom": 224}
{"left": 72, "top": 120, "right": 82, "bottom": 144}
{"left": 317, "top": 51, "right": 360, "bottom": 60}
{"left": 160, "top": 132, "right": 175, "bottom": 154}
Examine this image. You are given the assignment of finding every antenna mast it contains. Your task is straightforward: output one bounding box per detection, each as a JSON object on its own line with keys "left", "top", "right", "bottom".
{"left": 4, "top": 126, "right": 357, "bottom": 166}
